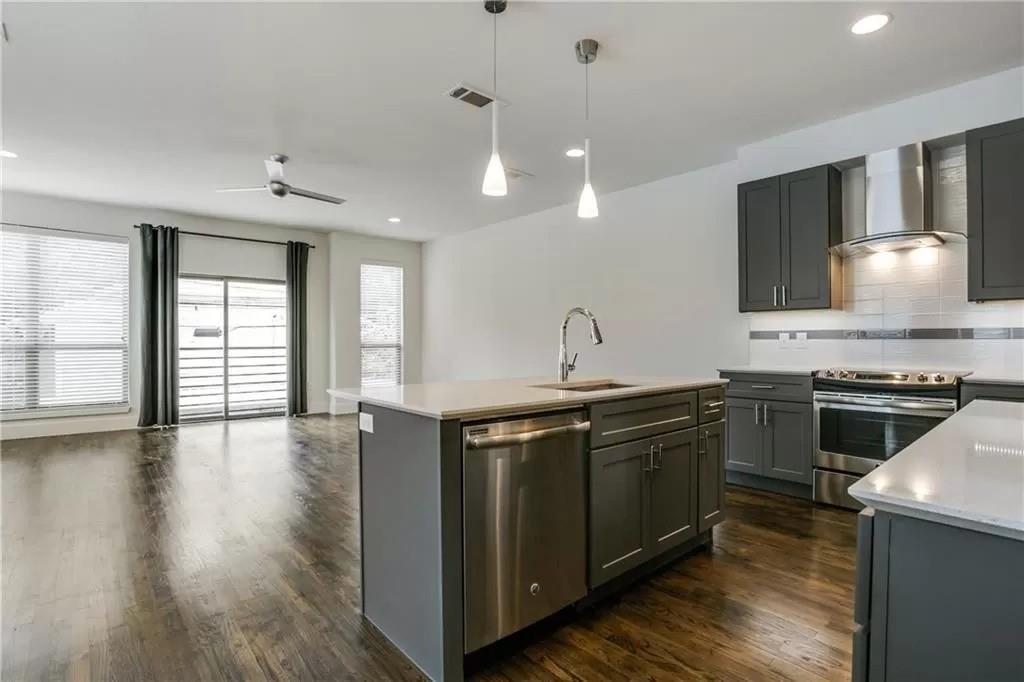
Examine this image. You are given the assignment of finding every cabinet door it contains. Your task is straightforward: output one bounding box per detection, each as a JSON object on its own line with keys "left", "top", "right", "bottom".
{"left": 780, "top": 166, "right": 840, "bottom": 310}
{"left": 698, "top": 421, "right": 726, "bottom": 533}
{"left": 649, "top": 429, "right": 698, "bottom": 553}
{"left": 738, "top": 177, "right": 782, "bottom": 312}
{"left": 589, "top": 440, "right": 650, "bottom": 587}
{"left": 725, "top": 398, "right": 761, "bottom": 474}
{"left": 967, "top": 117, "right": 1024, "bottom": 301}
{"left": 762, "top": 401, "right": 813, "bottom": 484}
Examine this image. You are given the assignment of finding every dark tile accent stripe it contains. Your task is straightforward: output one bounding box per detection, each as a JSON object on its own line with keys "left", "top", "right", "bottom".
{"left": 750, "top": 327, "right": 1024, "bottom": 340}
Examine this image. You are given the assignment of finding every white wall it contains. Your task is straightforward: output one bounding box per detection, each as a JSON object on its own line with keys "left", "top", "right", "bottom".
{"left": 0, "top": 190, "right": 422, "bottom": 439}
{"left": 328, "top": 230, "right": 422, "bottom": 413}
{"left": 422, "top": 67, "right": 1024, "bottom": 384}
{"left": 423, "top": 161, "right": 749, "bottom": 382}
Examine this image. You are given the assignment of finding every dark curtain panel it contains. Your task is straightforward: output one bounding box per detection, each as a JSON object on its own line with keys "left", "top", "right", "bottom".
{"left": 286, "top": 241, "right": 310, "bottom": 416}
{"left": 137, "top": 224, "right": 179, "bottom": 427}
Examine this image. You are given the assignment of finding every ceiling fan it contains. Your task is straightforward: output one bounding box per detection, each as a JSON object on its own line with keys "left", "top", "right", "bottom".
{"left": 216, "top": 154, "right": 346, "bottom": 205}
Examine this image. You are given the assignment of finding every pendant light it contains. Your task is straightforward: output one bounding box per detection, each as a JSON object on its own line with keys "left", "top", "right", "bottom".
{"left": 481, "top": 1, "right": 508, "bottom": 197}
{"left": 575, "top": 38, "right": 599, "bottom": 218}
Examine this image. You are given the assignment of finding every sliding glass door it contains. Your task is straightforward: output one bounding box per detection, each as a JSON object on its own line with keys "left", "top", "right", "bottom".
{"left": 178, "top": 277, "right": 287, "bottom": 421}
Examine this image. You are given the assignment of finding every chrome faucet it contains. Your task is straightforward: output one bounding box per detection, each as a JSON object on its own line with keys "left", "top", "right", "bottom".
{"left": 558, "top": 307, "right": 603, "bottom": 382}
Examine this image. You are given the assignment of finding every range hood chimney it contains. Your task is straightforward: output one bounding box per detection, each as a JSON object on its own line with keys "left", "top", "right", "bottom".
{"left": 833, "top": 142, "right": 966, "bottom": 257}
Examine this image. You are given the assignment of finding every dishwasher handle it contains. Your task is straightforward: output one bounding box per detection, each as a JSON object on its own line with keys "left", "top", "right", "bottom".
{"left": 465, "top": 421, "right": 590, "bottom": 449}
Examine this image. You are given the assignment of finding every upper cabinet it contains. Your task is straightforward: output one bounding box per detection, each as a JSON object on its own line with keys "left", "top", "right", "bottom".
{"left": 737, "top": 165, "right": 842, "bottom": 312}
{"left": 967, "top": 117, "right": 1024, "bottom": 301}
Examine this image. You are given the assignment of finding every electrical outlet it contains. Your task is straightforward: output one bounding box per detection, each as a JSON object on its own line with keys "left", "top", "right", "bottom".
{"left": 778, "top": 332, "right": 790, "bottom": 348}
{"left": 359, "top": 412, "right": 374, "bottom": 433}
{"left": 794, "top": 331, "right": 808, "bottom": 349}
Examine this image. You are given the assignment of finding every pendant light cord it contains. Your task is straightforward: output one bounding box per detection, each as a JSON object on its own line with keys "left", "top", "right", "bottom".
{"left": 493, "top": 11, "right": 497, "bottom": 94}
{"left": 585, "top": 59, "right": 589, "bottom": 123}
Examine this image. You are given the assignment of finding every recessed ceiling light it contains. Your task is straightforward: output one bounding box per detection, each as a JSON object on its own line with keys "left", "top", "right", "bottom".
{"left": 851, "top": 13, "right": 891, "bottom": 35}
{"left": 0, "top": 150, "right": 17, "bottom": 159}
{"left": 565, "top": 147, "right": 585, "bottom": 158}
{"left": 387, "top": 217, "right": 401, "bottom": 223}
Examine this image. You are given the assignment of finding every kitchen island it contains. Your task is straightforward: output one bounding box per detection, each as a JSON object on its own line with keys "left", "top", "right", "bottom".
{"left": 328, "top": 376, "right": 728, "bottom": 681}
{"left": 848, "top": 399, "right": 1024, "bottom": 681}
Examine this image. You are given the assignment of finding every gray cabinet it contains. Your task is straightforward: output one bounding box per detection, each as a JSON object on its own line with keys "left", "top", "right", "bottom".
{"left": 649, "top": 429, "right": 698, "bottom": 553}
{"left": 589, "top": 440, "right": 650, "bottom": 587}
{"left": 725, "top": 399, "right": 761, "bottom": 474}
{"left": 738, "top": 177, "right": 782, "bottom": 312}
{"left": 589, "top": 427, "right": 710, "bottom": 588}
{"left": 724, "top": 397, "right": 812, "bottom": 485}
{"left": 738, "top": 166, "right": 841, "bottom": 312}
{"left": 967, "top": 117, "right": 1024, "bottom": 301}
{"left": 698, "top": 420, "right": 725, "bottom": 533}
{"left": 780, "top": 166, "right": 842, "bottom": 310}
{"left": 762, "top": 401, "right": 813, "bottom": 484}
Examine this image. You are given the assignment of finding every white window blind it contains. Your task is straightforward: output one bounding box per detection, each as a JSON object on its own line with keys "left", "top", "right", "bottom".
{"left": 360, "top": 263, "right": 403, "bottom": 388}
{"left": 0, "top": 225, "right": 129, "bottom": 417}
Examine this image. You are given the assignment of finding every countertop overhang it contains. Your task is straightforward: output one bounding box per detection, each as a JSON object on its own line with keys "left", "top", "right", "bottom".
{"left": 328, "top": 376, "right": 727, "bottom": 420}
{"left": 849, "top": 399, "right": 1024, "bottom": 541}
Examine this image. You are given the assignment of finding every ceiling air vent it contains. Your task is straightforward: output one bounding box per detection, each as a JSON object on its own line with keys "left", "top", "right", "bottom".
{"left": 447, "top": 82, "right": 503, "bottom": 108}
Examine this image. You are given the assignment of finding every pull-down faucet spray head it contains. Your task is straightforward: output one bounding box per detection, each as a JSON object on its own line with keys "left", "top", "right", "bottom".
{"left": 558, "top": 307, "right": 603, "bottom": 381}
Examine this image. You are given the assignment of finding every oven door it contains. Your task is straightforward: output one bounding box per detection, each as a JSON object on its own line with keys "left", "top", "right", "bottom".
{"left": 813, "top": 392, "right": 957, "bottom": 475}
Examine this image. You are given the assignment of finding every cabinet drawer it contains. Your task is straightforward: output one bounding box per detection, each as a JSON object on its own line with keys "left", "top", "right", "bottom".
{"left": 698, "top": 386, "right": 726, "bottom": 424}
{"left": 590, "top": 392, "right": 697, "bottom": 449}
{"left": 960, "top": 382, "right": 1024, "bottom": 407}
{"left": 721, "top": 372, "right": 811, "bottom": 403}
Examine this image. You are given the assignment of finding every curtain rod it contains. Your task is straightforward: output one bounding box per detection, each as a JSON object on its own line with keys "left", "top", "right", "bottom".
{"left": 135, "top": 225, "right": 315, "bottom": 249}
{"left": 3, "top": 221, "right": 315, "bottom": 249}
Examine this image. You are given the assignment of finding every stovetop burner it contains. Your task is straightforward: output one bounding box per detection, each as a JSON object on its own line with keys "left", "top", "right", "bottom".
{"left": 815, "top": 367, "right": 971, "bottom": 386}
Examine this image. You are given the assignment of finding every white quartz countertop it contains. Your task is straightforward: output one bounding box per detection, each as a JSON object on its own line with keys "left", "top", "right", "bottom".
{"left": 717, "top": 365, "right": 818, "bottom": 376}
{"left": 328, "top": 376, "right": 726, "bottom": 420}
{"left": 849, "top": 400, "right": 1024, "bottom": 541}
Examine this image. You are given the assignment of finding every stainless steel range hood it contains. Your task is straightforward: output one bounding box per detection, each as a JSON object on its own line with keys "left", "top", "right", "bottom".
{"left": 832, "top": 143, "right": 967, "bottom": 257}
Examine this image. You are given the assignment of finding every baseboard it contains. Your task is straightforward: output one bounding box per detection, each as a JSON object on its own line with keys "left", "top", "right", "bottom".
{"left": 726, "top": 470, "right": 812, "bottom": 499}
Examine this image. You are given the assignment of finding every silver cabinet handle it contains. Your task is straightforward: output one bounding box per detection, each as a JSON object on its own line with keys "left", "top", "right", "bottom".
{"left": 753, "top": 403, "right": 759, "bottom": 425}
{"left": 654, "top": 443, "right": 663, "bottom": 470}
{"left": 698, "top": 429, "right": 707, "bottom": 456}
{"left": 763, "top": 403, "right": 770, "bottom": 424}
{"left": 704, "top": 400, "right": 724, "bottom": 408}
{"left": 643, "top": 443, "right": 653, "bottom": 472}
{"left": 750, "top": 385, "right": 775, "bottom": 389}
{"left": 773, "top": 285, "right": 778, "bottom": 307}
{"left": 781, "top": 284, "right": 787, "bottom": 307}
{"left": 465, "top": 421, "right": 590, "bottom": 449}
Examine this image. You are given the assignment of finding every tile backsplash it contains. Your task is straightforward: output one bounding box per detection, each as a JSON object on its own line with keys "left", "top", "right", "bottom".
{"left": 748, "top": 242, "right": 1024, "bottom": 378}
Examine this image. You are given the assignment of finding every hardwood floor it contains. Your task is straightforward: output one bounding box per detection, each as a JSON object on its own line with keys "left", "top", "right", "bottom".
{"left": 2, "top": 415, "right": 857, "bottom": 681}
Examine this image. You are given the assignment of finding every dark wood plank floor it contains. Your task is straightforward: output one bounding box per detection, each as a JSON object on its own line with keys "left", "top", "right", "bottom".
{"left": 2, "top": 415, "right": 857, "bottom": 681}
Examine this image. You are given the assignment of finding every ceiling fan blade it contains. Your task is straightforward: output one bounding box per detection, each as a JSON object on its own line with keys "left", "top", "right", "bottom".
{"left": 288, "top": 186, "right": 346, "bottom": 205}
{"left": 264, "top": 159, "right": 285, "bottom": 182}
{"left": 215, "top": 186, "right": 267, "bottom": 193}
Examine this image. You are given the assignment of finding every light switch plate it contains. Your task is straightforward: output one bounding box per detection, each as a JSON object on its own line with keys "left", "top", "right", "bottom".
{"left": 359, "top": 412, "right": 374, "bottom": 433}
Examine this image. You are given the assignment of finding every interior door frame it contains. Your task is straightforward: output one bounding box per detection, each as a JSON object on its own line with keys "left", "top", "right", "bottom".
{"left": 178, "top": 273, "right": 288, "bottom": 422}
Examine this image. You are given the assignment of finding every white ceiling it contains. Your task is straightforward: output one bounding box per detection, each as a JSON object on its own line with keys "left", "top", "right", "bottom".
{"left": 2, "top": 2, "right": 1022, "bottom": 241}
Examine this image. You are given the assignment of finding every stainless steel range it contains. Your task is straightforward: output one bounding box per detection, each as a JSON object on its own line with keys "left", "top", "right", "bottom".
{"left": 812, "top": 368, "right": 970, "bottom": 510}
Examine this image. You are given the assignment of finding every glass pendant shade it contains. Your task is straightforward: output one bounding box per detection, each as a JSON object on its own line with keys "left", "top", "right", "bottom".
{"left": 482, "top": 152, "right": 507, "bottom": 197}
{"left": 577, "top": 138, "right": 598, "bottom": 218}
{"left": 481, "top": 100, "right": 507, "bottom": 197}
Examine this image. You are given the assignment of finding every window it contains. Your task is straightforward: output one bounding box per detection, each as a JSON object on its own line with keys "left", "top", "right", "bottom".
{"left": 0, "top": 225, "right": 129, "bottom": 417}
{"left": 360, "top": 263, "right": 403, "bottom": 387}
{"left": 178, "top": 277, "right": 287, "bottom": 421}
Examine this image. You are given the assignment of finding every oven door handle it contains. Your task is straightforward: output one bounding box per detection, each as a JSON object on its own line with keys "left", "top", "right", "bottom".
{"left": 814, "top": 393, "right": 957, "bottom": 415}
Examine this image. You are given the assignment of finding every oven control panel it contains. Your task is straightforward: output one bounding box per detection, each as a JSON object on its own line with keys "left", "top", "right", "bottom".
{"left": 816, "top": 368, "right": 962, "bottom": 386}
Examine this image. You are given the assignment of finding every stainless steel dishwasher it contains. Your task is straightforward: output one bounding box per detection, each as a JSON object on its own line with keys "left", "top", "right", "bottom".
{"left": 462, "top": 410, "right": 589, "bottom": 653}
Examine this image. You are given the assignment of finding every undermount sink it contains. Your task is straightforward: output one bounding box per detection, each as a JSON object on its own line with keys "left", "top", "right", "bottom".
{"left": 532, "top": 379, "right": 637, "bottom": 392}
